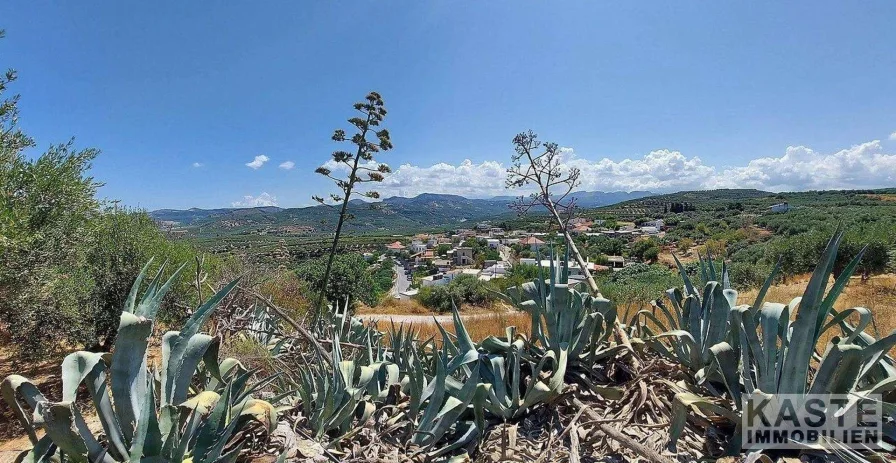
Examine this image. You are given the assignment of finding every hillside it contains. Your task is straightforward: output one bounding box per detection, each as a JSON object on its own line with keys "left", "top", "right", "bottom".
{"left": 149, "top": 190, "right": 655, "bottom": 236}
{"left": 590, "top": 188, "right": 774, "bottom": 219}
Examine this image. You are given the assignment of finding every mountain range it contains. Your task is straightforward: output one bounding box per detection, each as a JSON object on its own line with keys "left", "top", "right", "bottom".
{"left": 150, "top": 190, "right": 654, "bottom": 235}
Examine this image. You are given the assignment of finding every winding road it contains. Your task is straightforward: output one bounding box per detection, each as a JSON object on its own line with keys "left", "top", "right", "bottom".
{"left": 389, "top": 259, "right": 410, "bottom": 298}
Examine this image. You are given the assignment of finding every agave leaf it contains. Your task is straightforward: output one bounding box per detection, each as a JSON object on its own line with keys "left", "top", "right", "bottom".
{"left": 1, "top": 375, "right": 47, "bottom": 445}
{"left": 124, "top": 258, "right": 155, "bottom": 314}
{"left": 750, "top": 257, "right": 781, "bottom": 316}
{"left": 239, "top": 399, "right": 278, "bottom": 434}
{"left": 780, "top": 231, "right": 842, "bottom": 395}
{"left": 137, "top": 262, "right": 188, "bottom": 319}
{"left": 39, "top": 401, "right": 110, "bottom": 463}
{"left": 61, "top": 352, "right": 127, "bottom": 460}
{"left": 170, "top": 334, "right": 219, "bottom": 406}
{"left": 110, "top": 311, "right": 154, "bottom": 445}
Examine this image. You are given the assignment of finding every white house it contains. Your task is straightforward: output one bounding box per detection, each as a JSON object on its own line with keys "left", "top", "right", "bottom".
{"left": 410, "top": 240, "right": 427, "bottom": 254}
{"left": 398, "top": 289, "right": 419, "bottom": 301}
{"left": 486, "top": 238, "right": 500, "bottom": 249}
{"left": 606, "top": 256, "right": 625, "bottom": 269}
{"left": 481, "top": 262, "right": 510, "bottom": 278}
{"left": 532, "top": 259, "right": 597, "bottom": 277}
{"left": 770, "top": 202, "right": 790, "bottom": 213}
{"left": 420, "top": 273, "right": 450, "bottom": 287}
{"left": 433, "top": 259, "right": 452, "bottom": 272}
{"left": 644, "top": 219, "right": 664, "bottom": 229}
{"left": 640, "top": 226, "right": 660, "bottom": 235}
{"left": 519, "top": 257, "right": 538, "bottom": 266}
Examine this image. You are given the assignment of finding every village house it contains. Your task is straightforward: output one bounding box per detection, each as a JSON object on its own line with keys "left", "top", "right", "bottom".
{"left": 570, "top": 223, "right": 592, "bottom": 235}
{"left": 410, "top": 240, "right": 427, "bottom": 254}
{"left": 520, "top": 235, "right": 545, "bottom": 251}
{"left": 486, "top": 238, "right": 500, "bottom": 249}
{"left": 770, "top": 202, "right": 790, "bottom": 213}
{"left": 643, "top": 219, "right": 664, "bottom": 229}
{"left": 412, "top": 249, "right": 436, "bottom": 265}
{"left": 420, "top": 273, "right": 450, "bottom": 287}
{"left": 433, "top": 259, "right": 452, "bottom": 272}
{"left": 480, "top": 261, "right": 510, "bottom": 278}
{"left": 488, "top": 227, "right": 505, "bottom": 238}
{"left": 606, "top": 255, "right": 625, "bottom": 270}
{"left": 385, "top": 241, "right": 406, "bottom": 253}
{"left": 453, "top": 247, "right": 474, "bottom": 266}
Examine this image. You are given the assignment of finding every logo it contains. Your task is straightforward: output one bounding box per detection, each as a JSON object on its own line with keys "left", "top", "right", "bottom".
{"left": 742, "top": 394, "right": 883, "bottom": 450}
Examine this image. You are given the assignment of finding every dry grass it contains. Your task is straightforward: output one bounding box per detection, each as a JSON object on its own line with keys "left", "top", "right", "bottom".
{"left": 371, "top": 311, "right": 533, "bottom": 342}
{"left": 740, "top": 273, "right": 896, "bottom": 350}
{"left": 357, "top": 298, "right": 432, "bottom": 315}
{"left": 863, "top": 194, "right": 896, "bottom": 202}
{"left": 740, "top": 274, "right": 896, "bottom": 330}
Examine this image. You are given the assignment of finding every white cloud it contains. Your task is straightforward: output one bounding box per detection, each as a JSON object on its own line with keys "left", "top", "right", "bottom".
{"left": 359, "top": 139, "right": 896, "bottom": 197}
{"left": 889, "top": 132, "right": 896, "bottom": 141}
{"left": 279, "top": 161, "right": 295, "bottom": 170}
{"left": 192, "top": 162, "right": 204, "bottom": 168}
{"left": 714, "top": 140, "right": 896, "bottom": 191}
{"left": 245, "top": 155, "right": 270, "bottom": 170}
{"left": 231, "top": 192, "right": 278, "bottom": 208}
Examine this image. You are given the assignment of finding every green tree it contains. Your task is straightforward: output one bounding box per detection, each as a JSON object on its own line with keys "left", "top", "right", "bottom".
{"left": 297, "top": 253, "right": 378, "bottom": 307}
{"left": 0, "top": 33, "right": 213, "bottom": 357}
{"left": 311, "top": 92, "right": 392, "bottom": 319}
{"left": 85, "top": 209, "right": 220, "bottom": 348}
{"left": 436, "top": 243, "right": 452, "bottom": 256}
{"left": 630, "top": 238, "right": 661, "bottom": 263}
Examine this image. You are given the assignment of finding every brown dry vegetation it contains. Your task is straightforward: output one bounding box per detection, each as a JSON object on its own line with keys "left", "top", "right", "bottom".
{"left": 863, "top": 194, "right": 896, "bottom": 202}
{"left": 740, "top": 273, "right": 896, "bottom": 333}
{"left": 371, "top": 311, "right": 533, "bottom": 343}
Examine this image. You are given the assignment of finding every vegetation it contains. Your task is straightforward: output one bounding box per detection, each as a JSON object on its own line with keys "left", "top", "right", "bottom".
{"left": 4, "top": 28, "right": 896, "bottom": 462}
{"left": 417, "top": 274, "right": 495, "bottom": 312}
{"left": 0, "top": 42, "right": 217, "bottom": 359}
{"left": 505, "top": 130, "right": 599, "bottom": 292}
{"left": 296, "top": 253, "right": 392, "bottom": 307}
{"left": 1, "top": 265, "right": 276, "bottom": 462}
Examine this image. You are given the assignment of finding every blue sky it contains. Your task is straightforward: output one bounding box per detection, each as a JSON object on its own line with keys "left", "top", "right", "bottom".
{"left": 3, "top": 1, "right": 896, "bottom": 210}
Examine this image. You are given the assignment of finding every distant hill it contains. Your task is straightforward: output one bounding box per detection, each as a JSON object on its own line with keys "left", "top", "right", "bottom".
{"left": 149, "top": 190, "right": 655, "bottom": 235}
{"left": 590, "top": 188, "right": 774, "bottom": 219}
{"left": 489, "top": 190, "right": 653, "bottom": 208}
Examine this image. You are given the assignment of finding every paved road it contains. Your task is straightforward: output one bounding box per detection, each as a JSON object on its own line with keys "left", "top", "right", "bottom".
{"left": 389, "top": 260, "right": 411, "bottom": 297}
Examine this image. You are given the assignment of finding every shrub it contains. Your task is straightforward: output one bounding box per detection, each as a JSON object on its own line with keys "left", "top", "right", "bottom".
{"left": 417, "top": 274, "right": 495, "bottom": 312}
{"left": 297, "top": 253, "right": 378, "bottom": 307}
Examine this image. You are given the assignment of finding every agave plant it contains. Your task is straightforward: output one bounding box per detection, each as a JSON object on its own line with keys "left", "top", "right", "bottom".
{"left": 660, "top": 232, "right": 896, "bottom": 459}
{"left": 1, "top": 261, "right": 277, "bottom": 463}
{"left": 501, "top": 246, "right": 622, "bottom": 372}
{"left": 292, "top": 333, "right": 405, "bottom": 441}
{"left": 630, "top": 252, "right": 756, "bottom": 374}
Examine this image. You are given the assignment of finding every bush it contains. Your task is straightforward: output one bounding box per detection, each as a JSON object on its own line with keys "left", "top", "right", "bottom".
{"left": 417, "top": 274, "right": 495, "bottom": 312}
{"left": 297, "top": 253, "right": 379, "bottom": 307}
{"left": 85, "top": 210, "right": 222, "bottom": 347}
